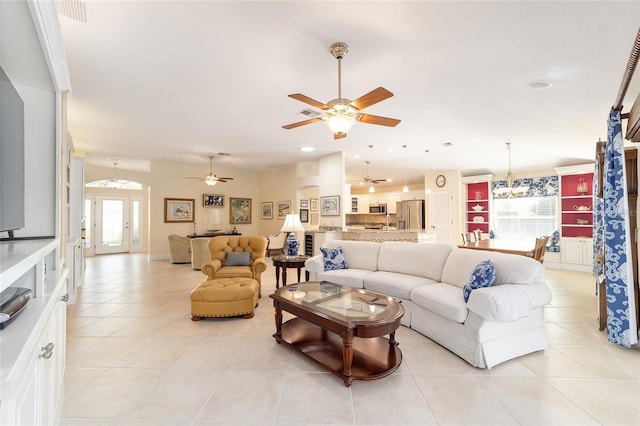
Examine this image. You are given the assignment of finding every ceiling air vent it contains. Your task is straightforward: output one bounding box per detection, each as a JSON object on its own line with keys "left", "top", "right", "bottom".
{"left": 299, "top": 109, "right": 321, "bottom": 119}
{"left": 56, "top": 0, "right": 87, "bottom": 23}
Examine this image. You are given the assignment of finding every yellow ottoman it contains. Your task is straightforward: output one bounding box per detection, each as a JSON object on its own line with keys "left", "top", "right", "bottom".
{"left": 190, "top": 277, "right": 259, "bottom": 320}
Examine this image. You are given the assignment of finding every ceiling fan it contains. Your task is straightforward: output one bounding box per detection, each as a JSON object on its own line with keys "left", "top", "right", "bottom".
{"left": 282, "top": 42, "right": 401, "bottom": 139}
{"left": 355, "top": 161, "right": 391, "bottom": 187}
{"left": 187, "top": 155, "right": 233, "bottom": 186}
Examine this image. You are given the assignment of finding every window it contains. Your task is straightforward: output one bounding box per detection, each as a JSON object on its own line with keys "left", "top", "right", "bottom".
{"left": 493, "top": 196, "right": 557, "bottom": 240}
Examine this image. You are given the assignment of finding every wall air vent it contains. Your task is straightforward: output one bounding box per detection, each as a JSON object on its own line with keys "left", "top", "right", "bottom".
{"left": 56, "top": 0, "right": 87, "bottom": 23}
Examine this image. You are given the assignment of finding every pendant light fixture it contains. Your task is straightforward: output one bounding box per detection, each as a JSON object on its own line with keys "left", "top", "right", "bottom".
{"left": 402, "top": 145, "right": 409, "bottom": 193}
{"left": 493, "top": 141, "right": 529, "bottom": 197}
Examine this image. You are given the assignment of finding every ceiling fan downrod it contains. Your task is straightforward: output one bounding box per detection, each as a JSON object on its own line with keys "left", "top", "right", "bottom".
{"left": 330, "top": 42, "right": 349, "bottom": 100}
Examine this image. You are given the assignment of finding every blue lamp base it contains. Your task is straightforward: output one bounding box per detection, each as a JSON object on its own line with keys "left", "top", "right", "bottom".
{"left": 285, "top": 233, "right": 299, "bottom": 256}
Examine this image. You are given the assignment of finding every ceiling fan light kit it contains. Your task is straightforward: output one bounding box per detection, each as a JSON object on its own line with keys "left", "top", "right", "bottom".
{"left": 282, "top": 42, "right": 400, "bottom": 138}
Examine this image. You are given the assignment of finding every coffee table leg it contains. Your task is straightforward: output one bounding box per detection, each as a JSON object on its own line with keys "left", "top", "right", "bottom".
{"left": 342, "top": 336, "right": 354, "bottom": 386}
{"left": 273, "top": 302, "right": 283, "bottom": 343}
{"left": 275, "top": 265, "right": 280, "bottom": 289}
{"left": 389, "top": 330, "right": 398, "bottom": 346}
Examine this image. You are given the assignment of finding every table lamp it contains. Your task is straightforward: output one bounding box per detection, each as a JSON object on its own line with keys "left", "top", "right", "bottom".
{"left": 280, "top": 213, "right": 305, "bottom": 256}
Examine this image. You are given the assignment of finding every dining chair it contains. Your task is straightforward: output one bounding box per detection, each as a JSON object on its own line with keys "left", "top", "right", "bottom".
{"left": 473, "top": 229, "right": 483, "bottom": 241}
{"left": 461, "top": 232, "right": 476, "bottom": 244}
{"left": 532, "top": 236, "right": 550, "bottom": 263}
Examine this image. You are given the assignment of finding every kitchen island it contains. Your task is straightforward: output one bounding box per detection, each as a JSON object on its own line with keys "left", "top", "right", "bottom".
{"left": 341, "top": 229, "right": 436, "bottom": 243}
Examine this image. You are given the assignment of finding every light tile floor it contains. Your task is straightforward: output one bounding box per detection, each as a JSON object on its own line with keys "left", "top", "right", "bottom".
{"left": 60, "top": 254, "right": 640, "bottom": 425}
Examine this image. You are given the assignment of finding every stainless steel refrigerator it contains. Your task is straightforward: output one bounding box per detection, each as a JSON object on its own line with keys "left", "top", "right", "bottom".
{"left": 396, "top": 200, "right": 425, "bottom": 230}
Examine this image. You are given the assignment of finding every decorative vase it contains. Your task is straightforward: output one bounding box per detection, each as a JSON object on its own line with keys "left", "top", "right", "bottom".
{"left": 285, "top": 233, "right": 299, "bottom": 256}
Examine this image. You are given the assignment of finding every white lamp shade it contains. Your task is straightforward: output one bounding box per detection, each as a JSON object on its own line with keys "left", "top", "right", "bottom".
{"left": 280, "top": 213, "right": 305, "bottom": 233}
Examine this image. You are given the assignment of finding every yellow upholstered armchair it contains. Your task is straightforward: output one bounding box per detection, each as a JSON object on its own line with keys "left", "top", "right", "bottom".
{"left": 168, "top": 234, "right": 191, "bottom": 264}
{"left": 201, "top": 235, "right": 268, "bottom": 296}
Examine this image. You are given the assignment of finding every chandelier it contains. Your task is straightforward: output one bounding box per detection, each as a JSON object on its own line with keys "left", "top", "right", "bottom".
{"left": 493, "top": 142, "right": 529, "bottom": 197}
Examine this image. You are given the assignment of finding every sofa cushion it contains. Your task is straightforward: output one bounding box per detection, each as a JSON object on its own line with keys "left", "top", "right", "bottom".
{"left": 226, "top": 251, "right": 251, "bottom": 266}
{"left": 463, "top": 259, "right": 496, "bottom": 302}
{"left": 441, "top": 248, "right": 545, "bottom": 289}
{"left": 322, "top": 240, "right": 380, "bottom": 271}
{"left": 364, "top": 271, "right": 436, "bottom": 300}
{"left": 410, "top": 283, "right": 469, "bottom": 323}
{"left": 317, "top": 269, "right": 372, "bottom": 289}
{"left": 320, "top": 246, "right": 348, "bottom": 271}
{"left": 377, "top": 242, "right": 452, "bottom": 281}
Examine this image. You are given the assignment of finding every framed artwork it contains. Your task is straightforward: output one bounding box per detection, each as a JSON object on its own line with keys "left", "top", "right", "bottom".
{"left": 164, "top": 198, "right": 195, "bottom": 223}
{"left": 203, "top": 194, "right": 224, "bottom": 207}
{"left": 261, "top": 201, "right": 273, "bottom": 219}
{"left": 276, "top": 200, "right": 291, "bottom": 219}
{"left": 310, "top": 212, "right": 318, "bottom": 225}
{"left": 320, "top": 195, "right": 340, "bottom": 216}
{"left": 300, "top": 199, "right": 309, "bottom": 208}
{"left": 300, "top": 209, "right": 309, "bottom": 223}
{"left": 230, "top": 197, "right": 252, "bottom": 224}
{"left": 310, "top": 198, "right": 319, "bottom": 211}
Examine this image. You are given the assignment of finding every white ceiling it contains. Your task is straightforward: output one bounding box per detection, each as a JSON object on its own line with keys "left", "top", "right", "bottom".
{"left": 58, "top": 1, "right": 640, "bottom": 190}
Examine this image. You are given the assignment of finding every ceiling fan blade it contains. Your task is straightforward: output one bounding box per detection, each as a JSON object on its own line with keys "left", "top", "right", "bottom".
{"left": 282, "top": 117, "right": 322, "bottom": 130}
{"left": 334, "top": 132, "right": 347, "bottom": 140}
{"left": 372, "top": 178, "right": 390, "bottom": 183}
{"left": 358, "top": 113, "right": 401, "bottom": 127}
{"left": 350, "top": 87, "right": 393, "bottom": 110}
{"left": 215, "top": 177, "right": 234, "bottom": 182}
{"left": 288, "top": 93, "right": 330, "bottom": 110}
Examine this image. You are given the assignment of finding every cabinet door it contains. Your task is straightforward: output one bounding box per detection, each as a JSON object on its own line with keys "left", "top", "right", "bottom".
{"left": 561, "top": 238, "right": 584, "bottom": 264}
{"left": 386, "top": 194, "right": 401, "bottom": 213}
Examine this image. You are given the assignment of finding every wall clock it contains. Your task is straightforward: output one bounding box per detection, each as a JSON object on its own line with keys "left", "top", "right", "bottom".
{"left": 436, "top": 175, "right": 446, "bottom": 188}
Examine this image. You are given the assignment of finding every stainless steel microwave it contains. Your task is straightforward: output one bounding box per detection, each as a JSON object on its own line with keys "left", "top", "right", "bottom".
{"left": 369, "top": 204, "right": 387, "bottom": 214}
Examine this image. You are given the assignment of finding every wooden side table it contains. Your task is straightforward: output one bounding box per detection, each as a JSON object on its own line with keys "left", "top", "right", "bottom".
{"left": 272, "top": 255, "right": 310, "bottom": 289}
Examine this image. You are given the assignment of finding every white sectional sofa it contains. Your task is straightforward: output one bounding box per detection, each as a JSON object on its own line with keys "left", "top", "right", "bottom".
{"left": 304, "top": 239, "right": 552, "bottom": 368}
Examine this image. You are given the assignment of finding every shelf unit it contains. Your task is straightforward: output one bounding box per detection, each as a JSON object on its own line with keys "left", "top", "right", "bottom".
{"left": 559, "top": 170, "right": 594, "bottom": 238}
{"left": 462, "top": 176, "right": 492, "bottom": 235}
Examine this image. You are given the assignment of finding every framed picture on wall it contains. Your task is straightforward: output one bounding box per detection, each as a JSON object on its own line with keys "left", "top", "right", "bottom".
{"left": 320, "top": 195, "right": 340, "bottom": 216}
{"left": 276, "top": 200, "right": 291, "bottom": 219}
{"left": 310, "top": 198, "right": 319, "bottom": 211}
{"left": 203, "top": 194, "right": 224, "bottom": 207}
{"left": 164, "top": 198, "right": 195, "bottom": 223}
{"left": 230, "top": 197, "right": 251, "bottom": 224}
{"left": 300, "top": 209, "right": 309, "bottom": 223}
{"left": 300, "top": 199, "right": 309, "bottom": 208}
{"left": 310, "top": 212, "right": 318, "bottom": 225}
{"left": 261, "top": 201, "right": 273, "bottom": 219}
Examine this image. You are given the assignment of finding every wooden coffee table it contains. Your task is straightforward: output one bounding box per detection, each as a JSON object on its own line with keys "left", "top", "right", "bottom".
{"left": 270, "top": 281, "right": 404, "bottom": 387}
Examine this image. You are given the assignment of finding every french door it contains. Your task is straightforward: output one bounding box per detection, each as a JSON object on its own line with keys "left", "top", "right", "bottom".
{"left": 92, "top": 195, "right": 142, "bottom": 255}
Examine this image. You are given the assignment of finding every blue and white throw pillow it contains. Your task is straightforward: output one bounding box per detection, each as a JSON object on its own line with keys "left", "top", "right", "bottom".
{"left": 226, "top": 251, "right": 251, "bottom": 266}
{"left": 547, "top": 229, "right": 560, "bottom": 253}
{"left": 320, "top": 246, "right": 348, "bottom": 271}
{"left": 463, "top": 259, "right": 496, "bottom": 302}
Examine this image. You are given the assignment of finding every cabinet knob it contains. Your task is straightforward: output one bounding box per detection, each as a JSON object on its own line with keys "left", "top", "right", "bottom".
{"left": 60, "top": 293, "right": 70, "bottom": 302}
{"left": 39, "top": 342, "right": 54, "bottom": 359}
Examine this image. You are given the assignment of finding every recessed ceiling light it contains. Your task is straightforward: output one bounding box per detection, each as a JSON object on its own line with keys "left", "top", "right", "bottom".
{"left": 354, "top": 154, "right": 360, "bottom": 159}
{"left": 299, "top": 146, "right": 315, "bottom": 152}
{"left": 528, "top": 81, "right": 552, "bottom": 89}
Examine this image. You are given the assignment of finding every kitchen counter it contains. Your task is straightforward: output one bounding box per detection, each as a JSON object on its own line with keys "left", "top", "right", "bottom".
{"left": 341, "top": 230, "right": 436, "bottom": 243}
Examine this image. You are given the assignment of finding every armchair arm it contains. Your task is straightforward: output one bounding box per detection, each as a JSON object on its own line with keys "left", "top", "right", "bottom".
{"left": 466, "top": 282, "right": 552, "bottom": 322}
{"left": 304, "top": 255, "right": 324, "bottom": 274}
{"left": 201, "top": 259, "right": 223, "bottom": 280}
{"left": 252, "top": 257, "right": 267, "bottom": 277}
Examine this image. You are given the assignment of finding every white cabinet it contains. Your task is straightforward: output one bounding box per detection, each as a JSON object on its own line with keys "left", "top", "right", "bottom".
{"left": 561, "top": 237, "right": 594, "bottom": 271}
{"left": 386, "top": 193, "right": 402, "bottom": 214}
{"left": 1, "top": 240, "right": 68, "bottom": 426}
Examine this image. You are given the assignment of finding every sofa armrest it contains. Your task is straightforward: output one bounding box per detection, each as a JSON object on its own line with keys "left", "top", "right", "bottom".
{"left": 304, "top": 255, "right": 324, "bottom": 273}
{"left": 466, "top": 283, "right": 552, "bottom": 322}
{"left": 201, "top": 259, "right": 223, "bottom": 280}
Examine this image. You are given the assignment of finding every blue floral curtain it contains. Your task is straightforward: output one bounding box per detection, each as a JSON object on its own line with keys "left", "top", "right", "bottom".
{"left": 491, "top": 176, "right": 559, "bottom": 197}
{"left": 602, "top": 110, "right": 638, "bottom": 347}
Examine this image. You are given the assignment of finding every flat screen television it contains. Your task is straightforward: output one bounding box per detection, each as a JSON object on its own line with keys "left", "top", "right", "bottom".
{"left": 0, "top": 65, "right": 25, "bottom": 238}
